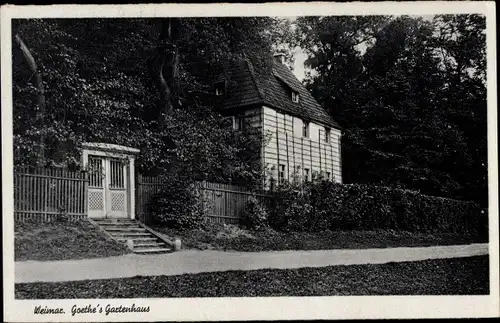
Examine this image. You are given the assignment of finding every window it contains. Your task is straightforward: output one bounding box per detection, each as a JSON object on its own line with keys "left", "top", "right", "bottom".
{"left": 88, "top": 156, "right": 103, "bottom": 188}
{"left": 109, "top": 159, "right": 125, "bottom": 189}
{"left": 302, "top": 120, "right": 309, "bottom": 138}
{"left": 215, "top": 81, "right": 225, "bottom": 96}
{"left": 325, "top": 127, "right": 331, "bottom": 143}
{"left": 232, "top": 116, "right": 244, "bottom": 130}
{"left": 278, "top": 164, "right": 286, "bottom": 184}
{"left": 292, "top": 91, "right": 300, "bottom": 103}
{"left": 303, "top": 168, "right": 310, "bottom": 182}
{"left": 326, "top": 172, "right": 331, "bottom": 180}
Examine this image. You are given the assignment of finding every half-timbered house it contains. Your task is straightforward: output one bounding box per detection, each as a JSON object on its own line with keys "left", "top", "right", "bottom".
{"left": 215, "top": 54, "right": 342, "bottom": 189}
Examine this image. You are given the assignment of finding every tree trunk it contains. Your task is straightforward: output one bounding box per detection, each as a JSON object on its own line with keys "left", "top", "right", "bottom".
{"left": 149, "top": 18, "right": 183, "bottom": 174}
{"left": 14, "top": 34, "right": 46, "bottom": 165}
{"left": 152, "top": 18, "right": 182, "bottom": 124}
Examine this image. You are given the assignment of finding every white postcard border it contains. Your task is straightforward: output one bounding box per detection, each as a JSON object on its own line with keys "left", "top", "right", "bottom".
{"left": 2, "top": 2, "right": 498, "bottom": 321}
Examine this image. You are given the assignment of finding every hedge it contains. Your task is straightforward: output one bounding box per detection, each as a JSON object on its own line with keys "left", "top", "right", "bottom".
{"left": 148, "top": 174, "right": 205, "bottom": 229}
{"left": 266, "top": 181, "right": 488, "bottom": 237}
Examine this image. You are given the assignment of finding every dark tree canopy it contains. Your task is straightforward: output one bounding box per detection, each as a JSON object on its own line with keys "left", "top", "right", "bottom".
{"left": 12, "top": 16, "right": 487, "bottom": 205}
{"left": 12, "top": 17, "right": 292, "bottom": 185}
{"left": 293, "top": 15, "right": 487, "bottom": 206}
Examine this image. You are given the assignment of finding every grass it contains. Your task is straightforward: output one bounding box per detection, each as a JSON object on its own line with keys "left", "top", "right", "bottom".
{"left": 14, "top": 218, "right": 486, "bottom": 261}
{"left": 15, "top": 255, "right": 489, "bottom": 298}
{"left": 153, "top": 223, "right": 486, "bottom": 252}
{"left": 15, "top": 219, "right": 130, "bottom": 261}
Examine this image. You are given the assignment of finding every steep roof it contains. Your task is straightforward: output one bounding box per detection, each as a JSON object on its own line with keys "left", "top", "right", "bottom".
{"left": 219, "top": 58, "right": 341, "bottom": 129}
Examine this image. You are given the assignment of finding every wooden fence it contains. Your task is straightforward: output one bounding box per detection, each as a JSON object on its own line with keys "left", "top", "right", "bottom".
{"left": 14, "top": 167, "right": 88, "bottom": 221}
{"left": 135, "top": 174, "right": 169, "bottom": 223}
{"left": 13, "top": 169, "right": 272, "bottom": 224}
{"left": 200, "top": 181, "right": 271, "bottom": 224}
{"left": 135, "top": 175, "right": 272, "bottom": 224}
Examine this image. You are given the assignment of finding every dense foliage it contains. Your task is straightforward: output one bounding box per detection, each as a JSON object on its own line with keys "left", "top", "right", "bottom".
{"left": 147, "top": 174, "right": 205, "bottom": 228}
{"left": 293, "top": 15, "right": 488, "bottom": 206}
{"left": 242, "top": 196, "right": 270, "bottom": 231}
{"left": 12, "top": 18, "right": 292, "bottom": 184}
{"left": 265, "top": 181, "right": 487, "bottom": 237}
{"left": 13, "top": 16, "right": 488, "bottom": 206}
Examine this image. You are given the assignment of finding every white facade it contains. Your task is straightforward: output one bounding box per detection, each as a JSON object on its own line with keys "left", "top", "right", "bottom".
{"left": 232, "top": 106, "right": 342, "bottom": 189}
{"left": 261, "top": 106, "right": 342, "bottom": 188}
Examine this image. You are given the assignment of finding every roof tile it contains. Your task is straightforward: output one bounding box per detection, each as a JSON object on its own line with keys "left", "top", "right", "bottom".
{"left": 219, "top": 58, "right": 340, "bottom": 129}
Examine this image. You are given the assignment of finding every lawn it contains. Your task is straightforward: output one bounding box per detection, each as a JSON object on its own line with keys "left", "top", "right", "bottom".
{"left": 153, "top": 223, "right": 486, "bottom": 252}
{"left": 15, "top": 219, "right": 131, "bottom": 261}
{"left": 15, "top": 219, "right": 486, "bottom": 262}
{"left": 16, "top": 255, "right": 489, "bottom": 298}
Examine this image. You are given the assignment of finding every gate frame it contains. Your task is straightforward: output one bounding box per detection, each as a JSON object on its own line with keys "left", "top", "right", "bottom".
{"left": 81, "top": 142, "right": 140, "bottom": 219}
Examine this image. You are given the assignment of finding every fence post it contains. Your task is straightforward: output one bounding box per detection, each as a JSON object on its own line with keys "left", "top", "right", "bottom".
{"left": 136, "top": 173, "right": 142, "bottom": 223}
{"left": 83, "top": 170, "right": 89, "bottom": 218}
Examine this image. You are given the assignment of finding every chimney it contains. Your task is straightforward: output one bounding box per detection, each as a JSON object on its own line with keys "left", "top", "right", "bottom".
{"left": 273, "top": 53, "right": 285, "bottom": 64}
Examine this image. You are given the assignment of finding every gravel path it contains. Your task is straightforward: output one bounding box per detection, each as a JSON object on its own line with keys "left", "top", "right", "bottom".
{"left": 15, "top": 243, "right": 488, "bottom": 283}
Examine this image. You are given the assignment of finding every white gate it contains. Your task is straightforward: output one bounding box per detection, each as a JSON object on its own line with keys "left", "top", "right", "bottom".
{"left": 82, "top": 143, "right": 139, "bottom": 219}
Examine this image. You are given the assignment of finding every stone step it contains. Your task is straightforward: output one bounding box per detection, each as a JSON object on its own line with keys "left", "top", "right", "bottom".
{"left": 133, "top": 247, "right": 172, "bottom": 253}
{"left": 96, "top": 224, "right": 139, "bottom": 228}
{"left": 133, "top": 242, "right": 165, "bottom": 248}
{"left": 116, "top": 237, "right": 157, "bottom": 242}
{"left": 94, "top": 220, "right": 137, "bottom": 225}
{"left": 93, "top": 219, "right": 172, "bottom": 254}
{"left": 110, "top": 232, "right": 151, "bottom": 237}
{"left": 93, "top": 218, "right": 135, "bottom": 221}
{"left": 99, "top": 226, "right": 142, "bottom": 231}
{"left": 104, "top": 227, "right": 146, "bottom": 232}
{"left": 97, "top": 222, "right": 138, "bottom": 226}
{"left": 93, "top": 217, "right": 135, "bottom": 220}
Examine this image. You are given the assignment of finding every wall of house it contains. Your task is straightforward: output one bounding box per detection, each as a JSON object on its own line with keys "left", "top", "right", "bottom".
{"left": 261, "top": 106, "right": 342, "bottom": 189}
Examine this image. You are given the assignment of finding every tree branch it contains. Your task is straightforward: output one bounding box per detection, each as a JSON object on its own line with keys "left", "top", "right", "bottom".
{"left": 14, "top": 33, "right": 46, "bottom": 164}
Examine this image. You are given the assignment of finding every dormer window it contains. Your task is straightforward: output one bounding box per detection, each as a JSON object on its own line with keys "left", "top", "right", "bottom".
{"left": 215, "top": 81, "right": 225, "bottom": 96}
{"left": 292, "top": 91, "right": 300, "bottom": 103}
{"left": 232, "top": 116, "right": 244, "bottom": 130}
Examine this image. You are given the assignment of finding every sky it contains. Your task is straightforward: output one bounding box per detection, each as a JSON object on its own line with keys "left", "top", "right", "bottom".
{"left": 292, "top": 49, "right": 308, "bottom": 81}
{"left": 286, "top": 16, "right": 308, "bottom": 81}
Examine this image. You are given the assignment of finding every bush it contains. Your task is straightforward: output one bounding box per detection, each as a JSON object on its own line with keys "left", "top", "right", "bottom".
{"left": 286, "top": 202, "right": 314, "bottom": 232}
{"left": 269, "top": 181, "right": 487, "bottom": 237}
{"left": 267, "top": 182, "right": 315, "bottom": 232}
{"left": 242, "top": 196, "right": 270, "bottom": 231}
{"left": 148, "top": 174, "right": 205, "bottom": 229}
{"left": 267, "top": 182, "right": 299, "bottom": 230}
